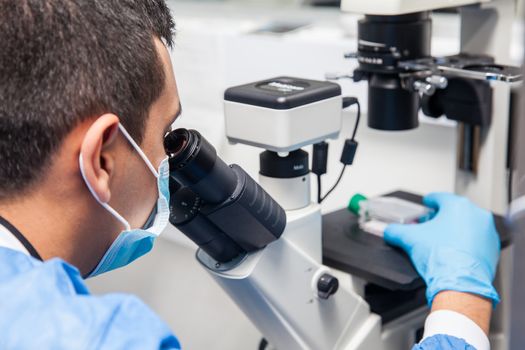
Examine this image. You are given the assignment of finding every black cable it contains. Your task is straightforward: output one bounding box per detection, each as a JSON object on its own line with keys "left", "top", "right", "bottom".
{"left": 258, "top": 338, "right": 268, "bottom": 350}
{"left": 509, "top": 168, "right": 514, "bottom": 204}
{"left": 317, "top": 174, "right": 322, "bottom": 204}
{"left": 318, "top": 98, "right": 360, "bottom": 203}
{"left": 320, "top": 166, "right": 346, "bottom": 203}
{"left": 312, "top": 142, "right": 329, "bottom": 204}
{"left": 350, "top": 100, "right": 361, "bottom": 141}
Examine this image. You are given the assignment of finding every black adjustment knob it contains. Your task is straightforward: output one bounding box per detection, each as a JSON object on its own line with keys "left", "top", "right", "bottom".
{"left": 317, "top": 273, "right": 339, "bottom": 300}
{"left": 169, "top": 187, "right": 202, "bottom": 225}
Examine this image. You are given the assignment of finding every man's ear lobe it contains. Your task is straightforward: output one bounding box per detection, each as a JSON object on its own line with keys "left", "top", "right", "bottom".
{"left": 80, "top": 114, "right": 120, "bottom": 204}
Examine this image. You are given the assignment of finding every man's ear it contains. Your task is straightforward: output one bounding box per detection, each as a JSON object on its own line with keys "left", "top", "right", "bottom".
{"left": 80, "top": 114, "right": 120, "bottom": 204}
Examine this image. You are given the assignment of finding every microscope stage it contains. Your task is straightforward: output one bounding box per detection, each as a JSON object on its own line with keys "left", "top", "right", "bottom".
{"left": 322, "top": 191, "right": 511, "bottom": 322}
{"left": 323, "top": 191, "right": 511, "bottom": 290}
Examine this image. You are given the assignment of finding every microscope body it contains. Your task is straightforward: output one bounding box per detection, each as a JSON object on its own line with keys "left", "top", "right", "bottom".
{"left": 198, "top": 202, "right": 385, "bottom": 350}
{"left": 166, "top": 0, "right": 520, "bottom": 347}
{"left": 184, "top": 77, "right": 426, "bottom": 350}
{"left": 340, "top": 0, "right": 520, "bottom": 136}
{"left": 336, "top": 0, "right": 518, "bottom": 243}
{"left": 339, "top": 1, "right": 520, "bottom": 349}
{"left": 197, "top": 192, "right": 428, "bottom": 350}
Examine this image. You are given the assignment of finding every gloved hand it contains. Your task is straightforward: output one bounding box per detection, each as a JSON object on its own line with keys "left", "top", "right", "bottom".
{"left": 384, "top": 192, "right": 501, "bottom": 306}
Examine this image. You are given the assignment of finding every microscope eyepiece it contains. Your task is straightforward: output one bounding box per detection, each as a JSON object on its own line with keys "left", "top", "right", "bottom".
{"left": 164, "top": 128, "right": 287, "bottom": 263}
{"left": 164, "top": 128, "right": 190, "bottom": 157}
{"left": 165, "top": 128, "right": 232, "bottom": 203}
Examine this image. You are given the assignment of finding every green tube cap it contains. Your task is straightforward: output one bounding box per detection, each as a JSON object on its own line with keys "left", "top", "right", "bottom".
{"left": 348, "top": 193, "right": 367, "bottom": 215}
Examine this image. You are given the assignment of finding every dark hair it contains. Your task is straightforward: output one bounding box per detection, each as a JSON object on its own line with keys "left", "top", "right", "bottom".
{"left": 0, "top": 0, "right": 175, "bottom": 199}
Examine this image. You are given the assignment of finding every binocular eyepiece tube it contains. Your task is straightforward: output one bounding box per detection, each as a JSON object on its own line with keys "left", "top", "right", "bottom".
{"left": 164, "top": 128, "right": 287, "bottom": 263}
{"left": 164, "top": 129, "right": 237, "bottom": 204}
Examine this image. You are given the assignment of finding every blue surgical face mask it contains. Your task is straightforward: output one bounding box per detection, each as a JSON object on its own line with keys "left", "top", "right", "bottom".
{"left": 79, "top": 124, "right": 170, "bottom": 278}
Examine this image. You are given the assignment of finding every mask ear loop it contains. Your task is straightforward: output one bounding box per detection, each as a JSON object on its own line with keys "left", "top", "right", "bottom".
{"left": 79, "top": 153, "right": 131, "bottom": 231}
{"left": 117, "top": 124, "right": 159, "bottom": 178}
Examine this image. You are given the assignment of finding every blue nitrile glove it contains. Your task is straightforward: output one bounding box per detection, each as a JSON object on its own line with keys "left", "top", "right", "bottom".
{"left": 384, "top": 192, "right": 501, "bottom": 305}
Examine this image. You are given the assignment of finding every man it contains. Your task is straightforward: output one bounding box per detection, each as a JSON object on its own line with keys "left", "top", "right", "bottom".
{"left": 0, "top": 0, "right": 181, "bottom": 348}
{"left": 0, "top": 1, "right": 504, "bottom": 350}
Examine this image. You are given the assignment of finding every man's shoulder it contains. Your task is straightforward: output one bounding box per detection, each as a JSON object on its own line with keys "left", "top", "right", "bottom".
{"left": 0, "top": 247, "right": 180, "bottom": 349}
{"left": 0, "top": 246, "right": 88, "bottom": 295}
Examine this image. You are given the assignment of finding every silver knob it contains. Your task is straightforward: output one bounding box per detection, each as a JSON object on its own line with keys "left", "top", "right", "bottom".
{"left": 325, "top": 72, "right": 353, "bottom": 81}
{"left": 413, "top": 81, "right": 436, "bottom": 96}
{"left": 426, "top": 75, "right": 448, "bottom": 89}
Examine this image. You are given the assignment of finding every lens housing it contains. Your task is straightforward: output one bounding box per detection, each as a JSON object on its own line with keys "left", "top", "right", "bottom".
{"left": 165, "top": 129, "right": 236, "bottom": 203}
{"left": 357, "top": 12, "right": 431, "bottom": 131}
{"left": 164, "top": 128, "right": 288, "bottom": 263}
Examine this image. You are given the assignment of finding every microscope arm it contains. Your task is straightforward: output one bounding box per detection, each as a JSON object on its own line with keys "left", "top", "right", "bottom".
{"left": 196, "top": 204, "right": 383, "bottom": 350}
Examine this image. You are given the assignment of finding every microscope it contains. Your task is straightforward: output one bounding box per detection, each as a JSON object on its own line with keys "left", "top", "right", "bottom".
{"left": 165, "top": 77, "right": 434, "bottom": 350}
{"left": 339, "top": 0, "right": 520, "bottom": 177}
{"left": 163, "top": 0, "right": 521, "bottom": 349}
{"left": 337, "top": 1, "right": 521, "bottom": 349}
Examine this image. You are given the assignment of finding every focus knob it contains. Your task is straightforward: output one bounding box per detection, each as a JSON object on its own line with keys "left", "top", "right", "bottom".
{"left": 317, "top": 273, "right": 339, "bottom": 300}
{"left": 169, "top": 187, "right": 202, "bottom": 225}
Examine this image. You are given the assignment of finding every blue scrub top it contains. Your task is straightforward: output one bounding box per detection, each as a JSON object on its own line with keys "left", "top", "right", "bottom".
{"left": 0, "top": 242, "right": 476, "bottom": 350}
{"left": 0, "top": 247, "right": 181, "bottom": 349}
